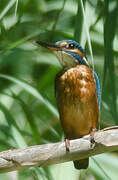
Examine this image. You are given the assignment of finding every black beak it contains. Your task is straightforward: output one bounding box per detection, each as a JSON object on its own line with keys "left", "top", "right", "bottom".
{"left": 36, "top": 40, "right": 61, "bottom": 51}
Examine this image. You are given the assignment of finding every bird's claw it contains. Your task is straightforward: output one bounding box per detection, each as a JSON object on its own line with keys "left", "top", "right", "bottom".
{"left": 90, "top": 128, "right": 96, "bottom": 147}
{"left": 65, "top": 138, "right": 70, "bottom": 152}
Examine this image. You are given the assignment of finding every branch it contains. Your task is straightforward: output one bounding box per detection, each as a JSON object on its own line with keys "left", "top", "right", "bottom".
{"left": 0, "top": 126, "right": 118, "bottom": 173}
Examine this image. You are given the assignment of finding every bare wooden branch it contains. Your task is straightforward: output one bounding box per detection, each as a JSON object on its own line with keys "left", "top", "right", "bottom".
{"left": 0, "top": 127, "right": 118, "bottom": 173}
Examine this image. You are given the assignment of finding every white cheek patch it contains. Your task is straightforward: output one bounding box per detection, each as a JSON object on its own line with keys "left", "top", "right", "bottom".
{"left": 54, "top": 51, "right": 77, "bottom": 67}
{"left": 83, "top": 57, "right": 89, "bottom": 65}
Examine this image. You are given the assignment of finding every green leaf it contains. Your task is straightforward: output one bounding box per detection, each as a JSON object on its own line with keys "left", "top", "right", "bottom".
{"left": 102, "top": 0, "right": 118, "bottom": 122}
{"left": 0, "top": 103, "right": 27, "bottom": 148}
{"left": 90, "top": 153, "right": 118, "bottom": 180}
{"left": 0, "top": 74, "right": 58, "bottom": 118}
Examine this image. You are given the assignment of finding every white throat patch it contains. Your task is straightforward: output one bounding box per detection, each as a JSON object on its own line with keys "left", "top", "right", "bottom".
{"left": 54, "top": 51, "right": 77, "bottom": 68}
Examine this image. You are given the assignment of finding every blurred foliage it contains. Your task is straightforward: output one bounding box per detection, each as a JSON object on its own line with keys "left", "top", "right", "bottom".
{"left": 0, "top": 0, "right": 118, "bottom": 179}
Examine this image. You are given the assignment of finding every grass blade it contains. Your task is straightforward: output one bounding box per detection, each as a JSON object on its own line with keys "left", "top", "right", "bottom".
{"left": 102, "top": 0, "right": 118, "bottom": 122}
{"left": 0, "top": 103, "right": 27, "bottom": 148}
{"left": 0, "top": 0, "right": 16, "bottom": 20}
{"left": 74, "top": 0, "right": 86, "bottom": 42}
{"left": 0, "top": 74, "right": 58, "bottom": 118}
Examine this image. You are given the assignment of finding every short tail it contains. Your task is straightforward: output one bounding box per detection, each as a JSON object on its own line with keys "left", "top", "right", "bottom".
{"left": 73, "top": 158, "right": 89, "bottom": 170}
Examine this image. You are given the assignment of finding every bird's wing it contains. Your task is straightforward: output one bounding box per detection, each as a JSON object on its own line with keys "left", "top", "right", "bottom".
{"left": 94, "top": 71, "right": 101, "bottom": 108}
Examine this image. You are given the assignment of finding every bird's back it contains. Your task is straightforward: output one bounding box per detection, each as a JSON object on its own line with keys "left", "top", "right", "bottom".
{"left": 55, "top": 65, "right": 99, "bottom": 139}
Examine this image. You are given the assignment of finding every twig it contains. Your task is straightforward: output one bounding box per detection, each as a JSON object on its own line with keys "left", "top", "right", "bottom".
{"left": 0, "top": 126, "right": 118, "bottom": 173}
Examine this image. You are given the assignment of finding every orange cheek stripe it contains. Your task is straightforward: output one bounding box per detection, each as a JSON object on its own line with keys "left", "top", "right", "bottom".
{"left": 60, "top": 42, "right": 68, "bottom": 46}
{"left": 67, "top": 49, "right": 85, "bottom": 58}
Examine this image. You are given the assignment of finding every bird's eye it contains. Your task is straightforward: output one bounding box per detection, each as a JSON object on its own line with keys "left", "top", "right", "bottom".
{"left": 67, "top": 43, "right": 75, "bottom": 49}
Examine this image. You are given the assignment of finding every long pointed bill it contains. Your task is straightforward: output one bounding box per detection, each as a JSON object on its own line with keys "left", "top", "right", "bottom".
{"left": 36, "top": 40, "right": 61, "bottom": 51}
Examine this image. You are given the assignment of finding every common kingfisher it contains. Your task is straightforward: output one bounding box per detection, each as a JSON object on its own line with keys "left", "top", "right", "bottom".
{"left": 36, "top": 39, "right": 101, "bottom": 169}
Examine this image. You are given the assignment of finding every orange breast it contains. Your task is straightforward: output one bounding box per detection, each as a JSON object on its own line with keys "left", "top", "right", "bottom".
{"left": 55, "top": 65, "right": 99, "bottom": 139}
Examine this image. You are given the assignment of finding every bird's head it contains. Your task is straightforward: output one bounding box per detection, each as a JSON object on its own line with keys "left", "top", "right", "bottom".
{"left": 36, "top": 39, "right": 89, "bottom": 68}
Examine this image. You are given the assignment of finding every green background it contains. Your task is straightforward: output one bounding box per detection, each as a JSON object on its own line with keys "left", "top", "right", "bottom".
{"left": 0, "top": 0, "right": 118, "bottom": 179}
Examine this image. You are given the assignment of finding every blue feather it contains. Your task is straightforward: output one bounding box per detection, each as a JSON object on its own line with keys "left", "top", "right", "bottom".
{"left": 56, "top": 40, "right": 87, "bottom": 56}
{"left": 56, "top": 40, "right": 88, "bottom": 64}
{"left": 94, "top": 71, "right": 101, "bottom": 108}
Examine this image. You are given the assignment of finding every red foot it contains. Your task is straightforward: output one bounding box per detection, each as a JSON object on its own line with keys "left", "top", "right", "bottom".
{"left": 65, "top": 138, "right": 70, "bottom": 151}
{"left": 90, "top": 128, "right": 96, "bottom": 144}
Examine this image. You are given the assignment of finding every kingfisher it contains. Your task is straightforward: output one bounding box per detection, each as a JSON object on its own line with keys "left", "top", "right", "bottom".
{"left": 36, "top": 39, "right": 101, "bottom": 169}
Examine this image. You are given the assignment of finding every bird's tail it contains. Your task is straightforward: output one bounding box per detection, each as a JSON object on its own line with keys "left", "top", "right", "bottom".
{"left": 73, "top": 158, "right": 89, "bottom": 170}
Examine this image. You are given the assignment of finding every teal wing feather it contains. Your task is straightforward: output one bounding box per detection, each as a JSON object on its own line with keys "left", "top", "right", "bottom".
{"left": 94, "top": 71, "right": 101, "bottom": 108}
